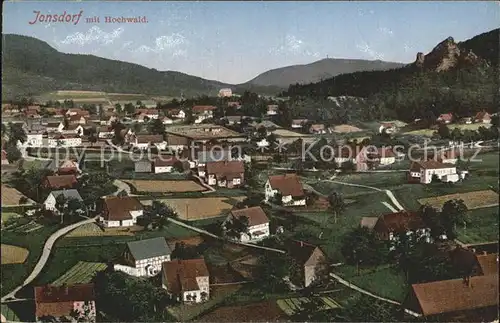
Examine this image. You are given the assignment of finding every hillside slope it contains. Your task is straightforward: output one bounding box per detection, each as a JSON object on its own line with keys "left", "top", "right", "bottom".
{"left": 244, "top": 58, "right": 405, "bottom": 88}
{"left": 1, "top": 34, "right": 281, "bottom": 100}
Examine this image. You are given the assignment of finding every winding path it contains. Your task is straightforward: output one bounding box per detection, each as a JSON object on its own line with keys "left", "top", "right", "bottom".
{"left": 1, "top": 217, "right": 97, "bottom": 302}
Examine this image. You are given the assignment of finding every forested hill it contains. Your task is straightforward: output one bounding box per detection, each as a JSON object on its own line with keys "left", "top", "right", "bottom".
{"left": 1, "top": 34, "right": 281, "bottom": 99}
{"left": 282, "top": 29, "right": 499, "bottom": 122}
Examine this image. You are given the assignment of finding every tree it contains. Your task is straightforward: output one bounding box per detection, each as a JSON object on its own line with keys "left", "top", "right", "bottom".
{"left": 328, "top": 192, "right": 345, "bottom": 224}
{"left": 431, "top": 174, "right": 441, "bottom": 184}
{"left": 149, "top": 118, "right": 166, "bottom": 135}
{"left": 340, "top": 160, "right": 356, "bottom": 173}
{"left": 7, "top": 122, "right": 27, "bottom": 145}
{"left": 256, "top": 253, "right": 293, "bottom": 293}
{"left": 419, "top": 205, "right": 445, "bottom": 240}
{"left": 114, "top": 103, "right": 123, "bottom": 114}
{"left": 437, "top": 123, "right": 451, "bottom": 139}
{"left": 172, "top": 161, "right": 185, "bottom": 173}
{"left": 272, "top": 192, "right": 283, "bottom": 205}
{"left": 132, "top": 122, "right": 142, "bottom": 134}
{"left": 55, "top": 195, "right": 85, "bottom": 224}
{"left": 341, "top": 226, "right": 388, "bottom": 269}
{"left": 224, "top": 215, "right": 250, "bottom": 240}
{"left": 340, "top": 294, "right": 401, "bottom": 322}
{"left": 441, "top": 199, "right": 468, "bottom": 239}
{"left": 124, "top": 103, "right": 136, "bottom": 115}
{"left": 5, "top": 144, "right": 22, "bottom": 163}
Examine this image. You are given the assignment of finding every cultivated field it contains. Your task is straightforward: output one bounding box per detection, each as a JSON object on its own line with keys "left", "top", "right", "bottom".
{"left": 449, "top": 123, "right": 492, "bottom": 131}
{"left": 332, "top": 124, "right": 364, "bottom": 133}
{"left": 142, "top": 196, "right": 246, "bottom": 220}
{"left": 1, "top": 244, "right": 29, "bottom": 265}
{"left": 272, "top": 129, "right": 307, "bottom": 137}
{"left": 196, "top": 301, "right": 287, "bottom": 322}
{"left": 418, "top": 190, "right": 499, "bottom": 210}
{"left": 276, "top": 296, "right": 340, "bottom": 316}
{"left": 66, "top": 222, "right": 134, "bottom": 237}
{"left": 52, "top": 261, "right": 107, "bottom": 286}
{"left": 1, "top": 184, "right": 32, "bottom": 206}
{"left": 124, "top": 180, "right": 206, "bottom": 193}
{"left": 1, "top": 212, "right": 20, "bottom": 225}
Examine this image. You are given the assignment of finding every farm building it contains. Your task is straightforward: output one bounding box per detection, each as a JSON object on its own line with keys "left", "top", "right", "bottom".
{"left": 43, "top": 175, "right": 78, "bottom": 190}
{"left": 34, "top": 283, "right": 97, "bottom": 322}
{"left": 99, "top": 196, "right": 144, "bottom": 228}
{"left": 265, "top": 174, "right": 306, "bottom": 206}
{"left": 119, "top": 237, "right": 172, "bottom": 277}
{"left": 205, "top": 160, "right": 245, "bottom": 188}
{"left": 43, "top": 189, "right": 83, "bottom": 211}
{"left": 223, "top": 206, "right": 270, "bottom": 242}
{"left": 408, "top": 160, "right": 460, "bottom": 184}
{"left": 474, "top": 111, "right": 491, "bottom": 124}
{"left": 165, "top": 124, "right": 246, "bottom": 150}
{"left": 130, "top": 134, "right": 166, "bottom": 151}
{"left": 162, "top": 258, "right": 210, "bottom": 303}
{"left": 437, "top": 113, "right": 454, "bottom": 124}
{"left": 286, "top": 240, "right": 328, "bottom": 287}
{"left": 403, "top": 274, "right": 498, "bottom": 321}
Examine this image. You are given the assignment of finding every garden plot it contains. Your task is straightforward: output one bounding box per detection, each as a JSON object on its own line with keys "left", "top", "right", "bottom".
{"left": 52, "top": 261, "right": 107, "bottom": 286}
{"left": 276, "top": 296, "right": 340, "bottom": 316}
{"left": 1, "top": 244, "right": 29, "bottom": 265}
{"left": 66, "top": 222, "right": 133, "bottom": 237}
{"left": 418, "top": 190, "right": 499, "bottom": 210}
{"left": 124, "top": 180, "right": 206, "bottom": 193}
{"left": 142, "top": 197, "right": 246, "bottom": 220}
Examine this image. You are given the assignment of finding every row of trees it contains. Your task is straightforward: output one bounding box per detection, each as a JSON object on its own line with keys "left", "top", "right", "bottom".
{"left": 437, "top": 121, "right": 499, "bottom": 142}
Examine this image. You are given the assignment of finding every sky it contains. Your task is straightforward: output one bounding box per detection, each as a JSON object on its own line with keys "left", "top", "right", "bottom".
{"left": 2, "top": 1, "right": 499, "bottom": 84}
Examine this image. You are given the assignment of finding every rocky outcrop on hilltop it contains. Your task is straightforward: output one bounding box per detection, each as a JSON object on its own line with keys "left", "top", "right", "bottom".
{"left": 413, "top": 36, "right": 487, "bottom": 72}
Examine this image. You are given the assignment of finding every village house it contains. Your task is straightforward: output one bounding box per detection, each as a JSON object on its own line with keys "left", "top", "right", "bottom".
{"left": 403, "top": 274, "right": 498, "bottom": 321}
{"left": 45, "top": 159, "right": 81, "bottom": 175}
{"left": 462, "top": 117, "right": 473, "bottom": 124}
{"left": 291, "top": 119, "right": 308, "bottom": 129}
{"left": 408, "top": 160, "right": 460, "bottom": 184}
{"left": 34, "top": 283, "right": 97, "bottom": 322}
{"left": 309, "top": 124, "right": 327, "bottom": 134}
{"left": 205, "top": 160, "right": 245, "bottom": 188}
{"left": 65, "top": 108, "right": 90, "bottom": 118}
{"left": 160, "top": 116, "right": 174, "bottom": 125}
{"left": 370, "top": 211, "right": 431, "bottom": 249}
{"left": 227, "top": 101, "right": 241, "bottom": 109}
{"left": 43, "top": 189, "right": 83, "bottom": 211}
{"left": 223, "top": 206, "right": 270, "bottom": 242}
{"left": 379, "top": 122, "right": 397, "bottom": 134}
{"left": 46, "top": 122, "right": 64, "bottom": 133}
{"left": 99, "top": 196, "right": 144, "bottom": 228}
{"left": 287, "top": 240, "right": 328, "bottom": 287}
{"left": 265, "top": 174, "right": 306, "bottom": 206}
{"left": 43, "top": 175, "right": 78, "bottom": 190}
{"left": 166, "top": 108, "right": 186, "bottom": 120}
{"left": 67, "top": 114, "right": 87, "bottom": 125}
{"left": 474, "top": 111, "right": 491, "bottom": 124}
{"left": 165, "top": 124, "right": 246, "bottom": 152}
{"left": 1, "top": 150, "right": 9, "bottom": 165}
{"left": 219, "top": 88, "right": 233, "bottom": 97}
{"left": 162, "top": 258, "right": 210, "bottom": 303}
{"left": 437, "top": 113, "right": 454, "bottom": 124}
{"left": 60, "top": 124, "right": 84, "bottom": 136}
{"left": 192, "top": 105, "right": 217, "bottom": 123}
{"left": 152, "top": 157, "right": 187, "bottom": 173}
{"left": 136, "top": 109, "right": 159, "bottom": 119}
{"left": 120, "top": 237, "right": 172, "bottom": 277}
{"left": 24, "top": 130, "right": 44, "bottom": 147}
{"left": 134, "top": 159, "right": 153, "bottom": 173}
{"left": 267, "top": 105, "right": 279, "bottom": 115}
{"left": 97, "top": 126, "right": 115, "bottom": 139}
{"left": 428, "top": 149, "right": 459, "bottom": 164}
{"left": 256, "top": 138, "right": 270, "bottom": 149}
{"left": 130, "top": 134, "right": 167, "bottom": 150}
{"left": 45, "top": 134, "right": 82, "bottom": 147}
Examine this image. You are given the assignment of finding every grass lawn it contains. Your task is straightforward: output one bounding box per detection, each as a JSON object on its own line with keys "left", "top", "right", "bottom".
{"left": 1, "top": 303, "right": 20, "bottom": 322}
{"left": 52, "top": 261, "right": 107, "bottom": 286}
{"left": 1, "top": 224, "right": 61, "bottom": 297}
{"left": 334, "top": 264, "right": 408, "bottom": 303}
{"left": 288, "top": 191, "right": 393, "bottom": 261}
{"left": 334, "top": 172, "right": 408, "bottom": 189}
{"left": 1, "top": 212, "right": 20, "bottom": 224}
{"left": 456, "top": 206, "right": 499, "bottom": 244}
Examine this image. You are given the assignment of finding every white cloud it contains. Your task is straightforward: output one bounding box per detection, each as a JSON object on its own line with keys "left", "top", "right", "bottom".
{"left": 57, "top": 26, "right": 124, "bottom": 46}
{"left": 132, "top": 33, "right": 188, "bottom": 57}
{"left": 270, "top": 35, "right": 320, "bottom": 57}
{"left": 356, "top": 41, "right": 385, "bottom": 60}
{"left": 378, "top": 27, "right": 394, "bottom": 36}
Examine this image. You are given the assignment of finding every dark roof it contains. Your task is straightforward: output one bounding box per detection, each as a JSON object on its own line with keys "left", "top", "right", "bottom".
{"left": 102, "top": 196, "right": 144, "bottom": 221}
{"left": 409, "top": 274, "right": 498, "bottom": 316}
{"left": 49, "top": 189, "right": 83, "bottom": 202}
{"left": 35, "top": 284, "right": 95, "bottom": 317}
{"left": 153, "top": 156, "right": 181, "bottom": 167}
{"left": 268, "top": 174, "right": 304, "bottom": 197}
{"left": 230, "top": 207, "right": 269, "bottom": 227}
{"left": 136, "top": 134, "right": 164, "bottom": 144}
{"left": 192, "top": 105, "right": 216, "bottom": 113}
{"left": 286, "top": 240, "right": 318, "bottom": 265}
{"left": 162, "top": 259, "right": 209, "bottom": 294}
{"left": 127, "top": 237, "right": 172, "bottom": 261}
{"left": 373, "top": 211, "right": 427, "bottom": 235}
{"left": 415, "top": 160, "right": 456, "bottom": 170}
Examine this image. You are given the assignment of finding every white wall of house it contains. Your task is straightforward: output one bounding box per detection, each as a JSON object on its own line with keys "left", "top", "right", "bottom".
{"left": 256, "top": 138, "right": 269, "bottom": 148}
{"left": 282, "top": 194, "right": 307, "bottom": 206}
{"left": 174, "top": 110, "right": 186, "bottom": 119}
{"left": 162, "top": 118, "right": 173, "bottom": 125}
{"left": 291, "top": 124, "right": 303, "bottom": 129}
{"left": 441, "top": 158, "right": 457, "bottom": 164}
{"left": 379, "top": 157, "right": 396, "bottom": 165}
{"left": 134, "top": 255, "right": 171, "bottom": 276}
{"left": 114, "top": 264, "right": 140, "bottom": 276}
{"left": 264, "top": 180, "right": 277, "bottom": 202}
{"left": 421, "top": 167, "right": 457, "bottom": 184}
{"left": 73, "top": 300, "right": 97, "bottom": 321}
{"left": 43, "top": 194, "right": 58, "bottom": 211}
{"left": 240, "top": 223, "right": 270, "bottom": 242}
{"left": 207, "top": 174, "right": 217, "bottom": 186}
{"left": 334, "top": 157, "right": 353, "bottom": 165}
{"left": 24, "top": 134, "right": 43, "bottom": 147}
{"left": 98, "top": 131, "right": 114, "bottom": 139}
{"left": 154, "top": 165, "right": 173, "bottom": 173}
{"left": 47, "top": 137, "right": 82, "bottom": 147}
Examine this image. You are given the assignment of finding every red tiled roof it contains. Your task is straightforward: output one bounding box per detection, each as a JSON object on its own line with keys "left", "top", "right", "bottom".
{"left": 373, "top": 211, "right": 427, "bottom": 235}
{"left": 206, "top": 160, "right": 244, "bottom": 178}
{"left": 192, "top": 105, "right": 216, "bottom": 113}
{"left": 230, "top": 206, "right": 269, "bottom": 227}
{"left": 44, "top": 175, "right": 78, "bottom": 189}
{"left": 409, "top": 274, "right": 498, "bottom": 316}
{"left": 136, "top": 109, "right": 159, "bottom": 115}
{"left": 416, "top": 160, "right": 456, "bottom": 170}
{"left": 475, "top": 253, "right": 498, "bottom": 276}
{"left": 35, "top": 283, "right": 95, "bottom": 318}
{"left": 438, "top": 113, "right": 453, "bottom": 121}
{"left": 268, "top": 174, "right": 304, "bottom": 197}
{"left": 102, "top": 196, "right": 143, "bottom": 221}
{"left": 1, "top": 150, "right": 7, "bottom": 161}
{"left": 136, "top": 134, "right": 164, "bottom": 144}
{"left": 475, "top": 111, "right": 491, "bottom": 121}
{"left": 227, "top": 102, "right": 241, "bottom": 107}
{"left": 162, "top": 258, "right": 209, "bottom": 294}
{"left": 153, "top": 156, "right": 180, "bottom": 167}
